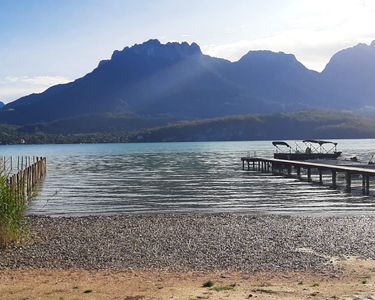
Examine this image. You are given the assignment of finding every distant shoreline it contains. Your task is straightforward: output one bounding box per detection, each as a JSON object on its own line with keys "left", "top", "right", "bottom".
{"left": 2, "top": 110, "right": 375, "bottom": 145}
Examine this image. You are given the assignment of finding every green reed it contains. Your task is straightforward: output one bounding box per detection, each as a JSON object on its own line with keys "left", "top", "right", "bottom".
{"left": 0, "top": 175, "right": 27, "bottom": 247}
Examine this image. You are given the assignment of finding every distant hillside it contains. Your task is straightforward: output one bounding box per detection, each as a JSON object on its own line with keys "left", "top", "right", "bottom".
{"left": 20, "top": 113, "right": 174, "bottom": 134}
{"left": 128, "top": 111, "right": 375, "bottom": 142}
{"left": 2, "top": 40, "right": 375, "bottom": 125}
{"left": 1, "top": 110, "right": 375, "bottom": 144}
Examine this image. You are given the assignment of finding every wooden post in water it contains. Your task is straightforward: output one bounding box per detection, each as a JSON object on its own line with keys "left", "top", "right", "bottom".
{"left": 29, "top": 166, "right": 32, "bottom": 194}
{"left": 319, "top": 169, "right": 323, "bottom": 185}
{"left": 362, "top": 175, "right": 367, "bottom": 195}
{"left": 26, "top": 166, "right": 29, "bottom": 195}
{"left": 307, "top": 168, "right": 312, "bottom": 182}
{"left": 275, "top": 162, "right": 279, "bottom": 174}
{"left": 332, "top": 170, "right": 337, "bottom": 188}
{"left": 346, "top": 172, "right": 352, "bottom": 192}
{"left": 297, "top": 166, "right": 301, "bottom": 178}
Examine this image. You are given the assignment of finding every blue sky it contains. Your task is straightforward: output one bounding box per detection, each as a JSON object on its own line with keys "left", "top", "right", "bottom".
{"left": 1, "top": 0, "right": 375, "bottom": 103}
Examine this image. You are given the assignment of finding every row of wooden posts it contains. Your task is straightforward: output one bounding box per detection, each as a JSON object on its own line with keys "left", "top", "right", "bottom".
{"left": 6, "top": 157, "right": 47, "bottom": 198}
{"left": 1, "top": 156, "right": 42, "bottom": 174}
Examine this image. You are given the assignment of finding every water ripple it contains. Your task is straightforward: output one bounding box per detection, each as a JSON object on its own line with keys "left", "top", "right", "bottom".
{"left": 1, "top": 140, "right": 375, "bottom": 216}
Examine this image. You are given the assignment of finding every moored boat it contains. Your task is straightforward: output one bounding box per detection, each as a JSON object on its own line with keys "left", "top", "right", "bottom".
{"left": 273, "top": 140, "right": 342, "bottom": 160}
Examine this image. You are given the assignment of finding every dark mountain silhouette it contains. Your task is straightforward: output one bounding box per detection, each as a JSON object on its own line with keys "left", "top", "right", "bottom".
{"left": 229, "top": 50, "right": 321, "bottom": 107}
{"left": 1, "top": 39, "right": 375, "bottom": 125}
{"left": 0, "top": 101, "right": 4, "bottom": 109}
{"left": 321, "top": 41, "right": 375, "bottom": 108}
{"left": 2, "top": 40, "right": 240, "bottom": 124}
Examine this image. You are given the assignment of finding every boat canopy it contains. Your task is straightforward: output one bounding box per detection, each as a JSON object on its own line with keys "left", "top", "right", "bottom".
{"left": 303, "top": 140, "right": 337, "bottom": 146}
{"left": 272, "top": 141, "right": 291, "bottom": 148}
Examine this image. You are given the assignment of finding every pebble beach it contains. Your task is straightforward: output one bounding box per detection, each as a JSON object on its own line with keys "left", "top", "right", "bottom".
{"left": 1, "top": 213, "right": 375, "bottom": 272}
{"left": 2, "top": 213, "right": 375, "bottom": 299}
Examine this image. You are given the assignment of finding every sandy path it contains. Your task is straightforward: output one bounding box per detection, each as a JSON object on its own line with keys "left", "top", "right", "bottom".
{"left": 1, "top": 257, "right": 375, "bottom": 300}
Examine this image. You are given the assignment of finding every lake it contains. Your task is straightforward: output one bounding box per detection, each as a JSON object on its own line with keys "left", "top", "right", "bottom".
{"left": 1, "top": 139, "right": 375, "bottom": 216}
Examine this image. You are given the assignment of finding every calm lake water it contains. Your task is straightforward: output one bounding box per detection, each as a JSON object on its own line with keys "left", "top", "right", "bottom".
{"left": 1, "top": 140, "right": 375, "bottom": 216}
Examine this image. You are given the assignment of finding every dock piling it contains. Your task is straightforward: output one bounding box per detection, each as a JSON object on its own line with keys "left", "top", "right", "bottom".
{"left": 307, "top": 168, "right": 312, "bottom": 182}
{"left": 332, "top": 170, "right": 337, "bottom": 188}
{"left": 346, "top": 172, "right": 352, "bottom": 192}
{"left": 362, "top": 175, "right": 367, "bottom": 195}
{"left": 287, "top": 166, "right": 292, "bottom": 176}
{"left": 319, "top": 169, "right": 323, "bottom": 185}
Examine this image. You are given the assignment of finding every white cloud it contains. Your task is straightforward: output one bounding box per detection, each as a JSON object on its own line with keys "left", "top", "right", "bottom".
{"left": 0, "top": 87, "right": 39, "bottom": 103}
{"left": 202, "top": 31, "right": 375, "bottom": 71}
{"left": 3, "top": 75, "right": 70, "bottom": 86}
{"left": 202, "top": 0, "right": 375, "bottom": 71}
{"left": 0, "top": 75, "right": 70, "bottom": 103}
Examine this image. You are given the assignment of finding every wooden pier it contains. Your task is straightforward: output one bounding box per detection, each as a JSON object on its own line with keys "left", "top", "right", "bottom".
{"left": 241, "top": 157, "right": 375, "bottom": 195}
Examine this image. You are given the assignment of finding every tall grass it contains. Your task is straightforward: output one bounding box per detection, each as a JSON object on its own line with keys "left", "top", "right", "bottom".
{"left": 0, "top": 175, "right": 27, "bottom": 247}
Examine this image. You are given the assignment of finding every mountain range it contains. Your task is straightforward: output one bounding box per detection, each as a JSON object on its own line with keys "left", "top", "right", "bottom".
{"left": 1, "top": 39, "right": 375, "bottom": 127}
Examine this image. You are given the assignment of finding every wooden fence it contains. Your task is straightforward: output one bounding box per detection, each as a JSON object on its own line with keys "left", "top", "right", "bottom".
{"left": 2, "top": 157, "right": 47, "bottom": 198}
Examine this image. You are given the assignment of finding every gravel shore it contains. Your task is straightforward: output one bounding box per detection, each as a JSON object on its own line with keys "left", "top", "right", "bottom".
{"left": 1, "top": 213, "right": 375, "bottom": 273}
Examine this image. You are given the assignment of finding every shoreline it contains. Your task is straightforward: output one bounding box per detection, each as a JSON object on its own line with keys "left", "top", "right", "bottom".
{"left": 26, "top": 209, "right": 375, "bottom": 218}
{"left": 2, "top": 213, "right": 375, "bottom": 299}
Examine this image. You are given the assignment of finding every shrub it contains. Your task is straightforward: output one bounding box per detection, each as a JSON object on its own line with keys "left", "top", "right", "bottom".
{"left": 202, "top": 280, "right": 214, "bottom": 288}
